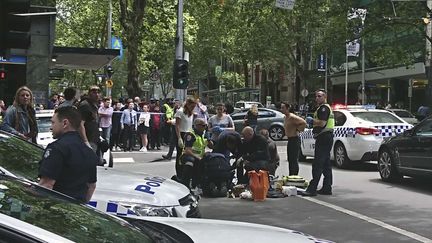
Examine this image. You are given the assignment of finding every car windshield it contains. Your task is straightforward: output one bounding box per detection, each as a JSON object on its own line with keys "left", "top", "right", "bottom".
{"left": 351, "top": 111, "right": 403, "bottom": 123}
{"left": 0, "top": 133, "right": 42, "bottom": 181}
{"left": 0, "top": 175, "right": 152, "bottom": 242}
{"left": 393, "top": 110, "right": 414, "bottom": 118}
{"left": 36, "top": 116, "right": 52, "bottom": 133}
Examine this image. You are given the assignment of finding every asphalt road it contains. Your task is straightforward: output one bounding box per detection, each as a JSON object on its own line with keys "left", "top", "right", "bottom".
{"left": 111, "top": 145, "right": 432, "bottom": 243}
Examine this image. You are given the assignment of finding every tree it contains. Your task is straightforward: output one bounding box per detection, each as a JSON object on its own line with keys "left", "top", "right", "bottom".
{"left": 119, "top": 0, "right": 147, "bottom": 98}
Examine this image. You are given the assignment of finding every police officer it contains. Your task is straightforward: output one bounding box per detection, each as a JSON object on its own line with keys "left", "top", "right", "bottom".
{"left": 180, "top": 118, "right": 213, "bottom": 189}
{"left": 237, "top": 126, "right": 270, "bottom": 184}
{"left": 301, "top": 89, "right": 334, "bottom": 196}
{"left": 38, "top": 107, "right": 98, "bottom": 203}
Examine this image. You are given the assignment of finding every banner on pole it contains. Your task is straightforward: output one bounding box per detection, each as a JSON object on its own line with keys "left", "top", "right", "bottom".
{"left": 317, "top": 54, "right": 326, "bottom": 71}
{"left": 346, "top": 40, "right": 360, "bottom": 57}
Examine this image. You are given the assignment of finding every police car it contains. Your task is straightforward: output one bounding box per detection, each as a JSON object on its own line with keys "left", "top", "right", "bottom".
{"left": 0, "top": 130, "right": 200, "bottom": 218}
{"left": 299, "top": 105, "right": 413, "bottom": 168}
{"left": 0, "top": 174, "right": 332, "bottom": 243}
{"left": 35, "top": 109, "right": 56, "bottom": 147}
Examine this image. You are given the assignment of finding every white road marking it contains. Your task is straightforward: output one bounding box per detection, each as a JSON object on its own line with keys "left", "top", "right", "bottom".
{"left": 302, "top": 197, "right": 432, "bottom": 242}
{"left": 113, "top": 158, "right": 135, "bottom": 163}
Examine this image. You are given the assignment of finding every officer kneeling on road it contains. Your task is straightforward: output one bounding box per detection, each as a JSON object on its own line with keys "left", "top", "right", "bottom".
{"left": 38, "top": 106, "right": 98, "bottom": 203}
{"left": 236, "top": 126, "right": 270, "bottom": 184}
{"left": 180, "top": 118, "right": 213, "bottom": 190}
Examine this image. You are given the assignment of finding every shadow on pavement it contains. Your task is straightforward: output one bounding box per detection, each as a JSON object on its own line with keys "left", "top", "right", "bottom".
{"left": 369, "top": 177, "right": 432, "bottom": 195}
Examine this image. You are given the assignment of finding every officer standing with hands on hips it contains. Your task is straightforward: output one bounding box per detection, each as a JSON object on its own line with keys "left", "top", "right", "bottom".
{"left": 38, "top": 107, "right": 98, "bottom": 203}
{"left": 301, "top": 89, "right": 334, "bottom": 196}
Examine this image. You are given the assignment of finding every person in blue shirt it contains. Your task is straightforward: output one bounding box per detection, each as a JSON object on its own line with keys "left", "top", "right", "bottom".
{"left": 120, "top": 102, "right": 138, "bottom": 151}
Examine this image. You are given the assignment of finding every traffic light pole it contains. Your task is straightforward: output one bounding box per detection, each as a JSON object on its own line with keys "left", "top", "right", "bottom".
{"left": 175, "top": 0, "right": 185, "bottom": 102}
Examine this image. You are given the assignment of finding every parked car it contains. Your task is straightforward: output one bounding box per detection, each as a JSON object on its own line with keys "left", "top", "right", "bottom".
{"left": 0, "top": 130, "right": 200, "bottom": 218}
{"left": 0, "top": 174, "right": 332, "bottom": 243}
{"left": 299, "top": 105, "right": 413, "bottom": 168}
{"left": 234, "top": 101, "right": 264, "bottom": 109}
{"left": 378, "top": 116, "right": 432, "bottom": 182}
{"left": 386, "top": 108, "right": 419, "bottom": 125}
{"left": 230, "top": 108, "right": 285, "bottom": 140}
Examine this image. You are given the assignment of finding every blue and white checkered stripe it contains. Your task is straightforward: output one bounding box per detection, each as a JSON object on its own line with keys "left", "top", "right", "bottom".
{"left": 300, "top": 127, "right": 356, "bottom": 139}
{"left": 374, "top": 124, "right": 413, "bottom": 137}
{"left": 88, "top": 201, "right": 136, "bottom": 216}
{"left": 299, "top": 130, "right": 314, "bottom": 140}
{"left": 333, "top": 127, "right": 356, "bottom": 138}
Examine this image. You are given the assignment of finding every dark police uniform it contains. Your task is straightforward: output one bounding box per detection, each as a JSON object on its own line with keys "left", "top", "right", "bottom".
{"left": 306, "top": 104, "right": 334, "bottom": 194}
{"left": 212, "top": 130, "right": 242, "bottom": 159}
{"left": 38, "top": 131, "right": 98, "bottom": 202}
{"left": 237, "top": 134, "right": 270, "bottom": 184}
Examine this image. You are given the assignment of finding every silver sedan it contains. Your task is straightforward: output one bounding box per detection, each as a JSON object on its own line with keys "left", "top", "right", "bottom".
{"left": 230, "top": 108, "right": 285, "bottom": 140}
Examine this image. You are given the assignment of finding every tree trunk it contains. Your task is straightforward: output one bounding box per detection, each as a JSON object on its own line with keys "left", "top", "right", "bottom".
{"left": 119, "top": 0, "right": 147, "bottom": 98}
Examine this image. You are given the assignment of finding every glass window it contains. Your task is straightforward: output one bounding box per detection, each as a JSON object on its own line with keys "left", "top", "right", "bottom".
{"left": 36, "top": 117, "right": 52, "bottom": 133}
{"left": 350, "top": 112, "right": 403, "bottom": 123}
{"left": 334, "top": 111, "right": 347, "bottom": 126}
{"left": 258, "top": 110, "right": 275, "bottom": 118}
{"left": 415, "top": 118, "right": 432, "bottom": 136}
{"left": 393, "top": 110, "right": 414, "bottom": 118}
{"left": 235, "top": 103, "right": 244, "bottom": 108}
{"left": 0, "top": 134, "right": 41, "bottom": 181}
{"left": 231, "top": 112, "right": 246, "bottom": 120}
{"left": 0, "top": 177, "right": 152, "bottom": 242}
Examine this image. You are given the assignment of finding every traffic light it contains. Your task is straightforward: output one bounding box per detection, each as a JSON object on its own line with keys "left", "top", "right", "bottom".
{"left": 173, "top": 59, "right": 189, "bottom": 89}
{"left": 0, "top": 0, "right": 31, "bottom": 55}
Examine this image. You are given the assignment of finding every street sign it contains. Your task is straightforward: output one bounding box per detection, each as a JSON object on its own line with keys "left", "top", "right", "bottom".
{"left": 317, "top": 54, "right": 326, "bottom": 72}
{"left": 215, "top": 65, "right": 222, "bottom": 78}
{"left": 106, "top": 79, "right": 113, "bottom": 88}
{"left": 275, "top": 0, "right": 295, "bottom": 10}
{"left": 301, "top": 89, "right": 309, "bottom": 97}
{"left": 149, "top": 70, "right": 160, "bottom": 81}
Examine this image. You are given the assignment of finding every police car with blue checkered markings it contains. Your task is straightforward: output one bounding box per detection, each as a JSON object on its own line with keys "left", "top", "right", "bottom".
{"left": 0, "top": 130, "right": 200, "bottom": 219}
{"left": 299, "top": 105, "right": 413, "bottom": 168}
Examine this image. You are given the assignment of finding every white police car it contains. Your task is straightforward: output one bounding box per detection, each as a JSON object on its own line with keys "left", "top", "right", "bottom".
{"left": 0, "top": 174, "right": 332, "bottom": 243}
{"left": 0, "top": 130, "right": 200, "bottom": 218}
{"left": 299, "top": 105, "right": 413, "bottom": 168}
{"left": 35, "top": 109, "right": 56, "bottom": 147}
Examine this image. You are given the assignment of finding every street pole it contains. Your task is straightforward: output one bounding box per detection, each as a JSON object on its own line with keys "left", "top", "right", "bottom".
{"left": 345, "top": 50, "right": 348, "bottom": 106}
{"left": 427, "top": 0, "right": 432, "bottom": 108}
{"left": 361, "top": 32, "right": 365, "bottom": 105}
{"left": 361, "top": 13, "right": 366, "bottom": 105}
{"left": 106, "top": 0, "right": 112, "bottom": 98}
{"left": 175, "top": 0, "right": 185, "bottom": 102}
{"left": 325, "top": 51, "right": 328, "bottom": 92}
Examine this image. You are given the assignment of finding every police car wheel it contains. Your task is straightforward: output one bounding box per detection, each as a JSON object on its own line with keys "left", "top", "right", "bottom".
{"left": 378, "top": 148, "right": 402, "bottom": 182}
{"left": 269, "top": 125, "right": 284, "bottom": 141}
{"left": 334, "top": 142, "right": 351, "bottom": 169}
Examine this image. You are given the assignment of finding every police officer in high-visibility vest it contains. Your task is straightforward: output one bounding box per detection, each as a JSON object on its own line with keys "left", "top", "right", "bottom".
{"left": 163, "top": 99, "right": 174, "bottom": 145}
{"left": 180, "top": 118, "right": 213, "bottom": 189}
{"left": 302, "top": 89, "right": 334, "bottom": 196}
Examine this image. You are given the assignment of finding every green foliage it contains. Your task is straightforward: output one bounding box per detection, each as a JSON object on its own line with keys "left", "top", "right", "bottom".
{"left": 221, "top": 71, "right": 245, "bottom": 89}
{"left": 53, "top": 0, "right": 428, "bottom": 99}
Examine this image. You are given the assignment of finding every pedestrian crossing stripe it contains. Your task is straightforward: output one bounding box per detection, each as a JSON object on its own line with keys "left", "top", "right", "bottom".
{"left": 88, "top": 201, "right": 136, "bottom": 216}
